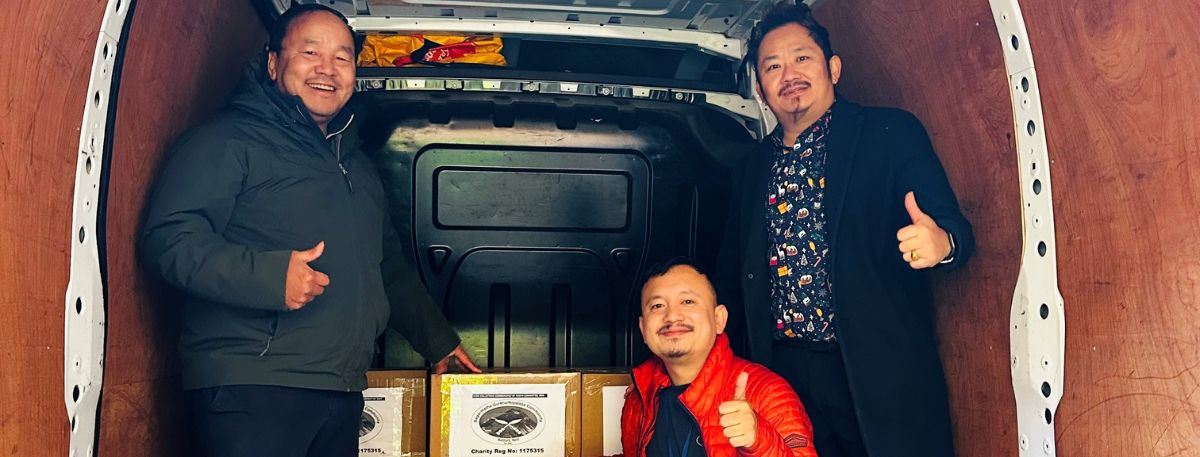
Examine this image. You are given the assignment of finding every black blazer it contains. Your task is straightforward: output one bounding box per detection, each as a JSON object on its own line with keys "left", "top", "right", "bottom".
{"left": 716, "top": 100, "right": 974, "bottom": 457}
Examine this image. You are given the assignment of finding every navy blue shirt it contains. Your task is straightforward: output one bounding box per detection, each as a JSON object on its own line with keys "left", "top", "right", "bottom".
{"left": 765, "top": 109, "right": 837, "bottom": 341}
{"left": 647, "top": 384, "right": 705, "bottom": 457}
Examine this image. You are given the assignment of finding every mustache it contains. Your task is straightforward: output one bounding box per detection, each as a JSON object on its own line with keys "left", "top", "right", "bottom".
{"left": 657, "top": 323, "right": 694, "bottom": 335}
{"left": 778, "top": 80, "right": 810, "bottom": 96}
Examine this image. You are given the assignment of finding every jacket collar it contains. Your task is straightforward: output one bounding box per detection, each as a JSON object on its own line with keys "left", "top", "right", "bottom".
{"left": 822, "top": 99, "right": 865, "bottom": 251}
{"left": 631, "top": 333, "right": 735, "bottom": 409}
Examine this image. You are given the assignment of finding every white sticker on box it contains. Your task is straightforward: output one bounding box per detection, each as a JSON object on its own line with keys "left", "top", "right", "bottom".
{"left": 449, "top": 383, "right": 566, "bottom": 457}
{"left": 601, "top": 386, "right": 628, "bottom": 456}
{"left": 361, "top": 387, "right": 405, "bottom": 456}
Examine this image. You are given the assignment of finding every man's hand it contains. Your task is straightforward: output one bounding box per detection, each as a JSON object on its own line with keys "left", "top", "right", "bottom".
{"left": 897, "top": 192, "right": 952, "bottom": 269}
{"left": 285, "top": 241, "right": 331, "bottom": 310}
{"left": 719, "top": 372, "right": 758, "bottom": 448}
{"left": 433, "top": 344, "right": 482, "bottom": 374}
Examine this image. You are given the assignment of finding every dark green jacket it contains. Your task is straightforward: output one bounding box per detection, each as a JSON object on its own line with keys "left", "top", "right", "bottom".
{"left": 141, "top": 60, "right": 459, "bottom": 391}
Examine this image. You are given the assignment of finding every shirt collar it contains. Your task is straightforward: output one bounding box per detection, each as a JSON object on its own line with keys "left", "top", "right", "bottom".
{"left": 771, "top": 103, "right": 835, "bottom": 149}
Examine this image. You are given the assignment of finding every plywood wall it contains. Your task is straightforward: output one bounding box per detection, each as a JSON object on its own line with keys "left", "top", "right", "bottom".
{"left": 1020, "top": 1, "right": 1200, "bottom": 454}
{"left": 0, "top": 1, "right": 111, "bottom": 455}
{"left": 818, "top": 0, "right": 1200, "bottom": 455}
{"left": 98, "top": 1, "right": 266, "bottom": 455}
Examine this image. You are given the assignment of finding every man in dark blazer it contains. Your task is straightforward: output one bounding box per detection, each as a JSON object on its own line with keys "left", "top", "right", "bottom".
{"left": 715, "top": 3, "right": 974, "bottom": 457}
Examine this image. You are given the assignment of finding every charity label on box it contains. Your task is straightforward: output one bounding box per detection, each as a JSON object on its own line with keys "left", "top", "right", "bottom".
{"left": 361, "top": 387, "right": 404, "bottom": 456}
{"left": 448, "top": 383, "right": 566, "bottom": 457}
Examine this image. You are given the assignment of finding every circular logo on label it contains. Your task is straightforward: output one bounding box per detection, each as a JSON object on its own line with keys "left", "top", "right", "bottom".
{"left": 471, "top": 401, "right": 545, "bottom": 444}
{"left": 359, "top": 404, "right": 382, "bottom": 443}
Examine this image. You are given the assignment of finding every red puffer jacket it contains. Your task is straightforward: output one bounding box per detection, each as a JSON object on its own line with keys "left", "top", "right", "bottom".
{"left": 621, "top": 333, "right": 818, "bottom": 457}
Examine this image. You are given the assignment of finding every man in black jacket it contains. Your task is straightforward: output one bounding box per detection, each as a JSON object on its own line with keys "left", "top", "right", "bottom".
{"left": 716, "top": 3, "right": 974, "bottom": 457}
{"left": 140, "top": 5, "right": 477, "bottom": 457}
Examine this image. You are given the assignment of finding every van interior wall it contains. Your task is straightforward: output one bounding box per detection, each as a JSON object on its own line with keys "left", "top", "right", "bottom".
{"left": 814, "top": 2, "right": 1020, "bottom": 456}
{"left": 1019, "top": 2, "right": 1200, "bottom": 453}
{"left": 0, "top": 2, "right": 116, "bottom": 455}
{"left": 98, "top": 0, "right": 266, "bottom": 455}
{"left": 819, "top": 0, "right": 1200, "bottom": 455}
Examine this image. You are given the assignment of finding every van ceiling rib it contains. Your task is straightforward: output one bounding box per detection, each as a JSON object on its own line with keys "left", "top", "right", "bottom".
{"left": 276, "top": 0, "right": 823, "bottom": 39}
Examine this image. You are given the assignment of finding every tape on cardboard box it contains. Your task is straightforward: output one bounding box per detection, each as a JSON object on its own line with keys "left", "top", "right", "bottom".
{"left": 430, "top": 370, "right": 581, "bottom": 457}
{"left": 362, "top": 370, "right": 428, "bottom": 457}
{"left": 580, "top": 371, "right": 631, "bottom": 457}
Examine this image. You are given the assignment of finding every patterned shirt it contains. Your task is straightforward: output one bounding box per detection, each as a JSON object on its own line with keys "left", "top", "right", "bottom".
{"left": 766, "top": 109, "right": 836, "bottom": 341}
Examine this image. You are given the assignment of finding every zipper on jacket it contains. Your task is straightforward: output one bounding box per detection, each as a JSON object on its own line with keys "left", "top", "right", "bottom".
{"left": 259, "top": 336, "right": 273, "bottom": 356}
{"left": 682, "top": 407, "right": 707, "bottom": 452}
{"left": 635, "top": 382, "right": 708, "bottom": 456}
{"left": 634, "top": 383, "right": 657, "bottom": 456}
{"left": 333, "top": 135, "right": 354, "bottom": 193}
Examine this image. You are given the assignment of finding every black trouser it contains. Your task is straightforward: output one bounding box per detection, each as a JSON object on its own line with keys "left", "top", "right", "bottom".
{"left": 187, "top": 384, "right": 364, "bottom": 457}
{"left": 771, "top": 341, "right": 869, "bottom": 457}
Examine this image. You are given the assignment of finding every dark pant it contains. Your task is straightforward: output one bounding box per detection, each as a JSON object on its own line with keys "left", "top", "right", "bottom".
{"left": 187, "top": 384, "right": 364, "bottom": 457}
{"left": 771, "top": 341, "right": 869, "bottom": 457}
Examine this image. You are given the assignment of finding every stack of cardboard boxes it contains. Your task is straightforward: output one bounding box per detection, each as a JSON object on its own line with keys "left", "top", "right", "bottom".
{"left": 360, "top": 370, "right": 631, "bottom": 457}
{"left": 361, "top": 370, "right": 429, "bottom": 456}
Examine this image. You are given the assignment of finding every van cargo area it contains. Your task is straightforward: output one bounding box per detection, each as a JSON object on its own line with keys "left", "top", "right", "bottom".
{"left": 2, "top": 0, "right": 1199, "bottom": 456}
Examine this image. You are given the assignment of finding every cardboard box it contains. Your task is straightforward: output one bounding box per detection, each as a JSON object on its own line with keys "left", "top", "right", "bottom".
{"left": 362, "top": 370, "right": 428, "bottom": 457}
{"left": 431, "top": 370, "right": 581, "bottom": 457}
{"left": 580, "top": 371, "right": 632, "bottom": 457}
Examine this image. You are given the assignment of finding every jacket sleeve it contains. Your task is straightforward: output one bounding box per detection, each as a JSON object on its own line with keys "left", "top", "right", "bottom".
{"left": 381, "top": 210, "right": 461, "bottom": 363}
{"left": 890, "top": 111, "right": 975, "bottom": 270}
{"left": 739, "top": 370, "right": 818, "bottom": 457}
{"left": 140, "top": 128, "right": 291, "bottom": 310}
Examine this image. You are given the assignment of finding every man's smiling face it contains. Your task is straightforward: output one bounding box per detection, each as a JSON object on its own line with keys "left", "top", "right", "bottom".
{"left": 267, "top": 10, "right": 356, "bottom": 131}
{"left": 638, "top": 265, "right": 728, "bottom": 366}
{"left": 756, "top": 22, "right": 841, "bottom": 127}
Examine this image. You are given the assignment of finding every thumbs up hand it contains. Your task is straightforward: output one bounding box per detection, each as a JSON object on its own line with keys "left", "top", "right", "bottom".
{"left": 285, "top": 241, "right": 331, "bottom": 310}
{"left": 896, "top": 192, "right": 952, "bottom": 269}
{"left": 718, "top": 372, "right": 758, "bottom": 448}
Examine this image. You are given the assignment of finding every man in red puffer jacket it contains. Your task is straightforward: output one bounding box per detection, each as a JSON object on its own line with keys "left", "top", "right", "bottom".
{"left": 622, "top": 258, "right": 818, "bottom": 457}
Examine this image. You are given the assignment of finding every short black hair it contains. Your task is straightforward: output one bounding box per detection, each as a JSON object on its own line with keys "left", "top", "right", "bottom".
{"left": 744, "top": 1, "right": 834, "bottom": 72}
{"left": 639, "top": 257, "right": 716, "bottom": 314}
{"left": 641, "top": 257, "right": 709, "bottom": 284}
{"left": 267, "top": 4, "right": 360, "bottom": 55}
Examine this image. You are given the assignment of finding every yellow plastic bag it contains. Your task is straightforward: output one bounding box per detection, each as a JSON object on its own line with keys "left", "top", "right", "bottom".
{"left": 358, "top": 34, "right": 506, "bottom": 67}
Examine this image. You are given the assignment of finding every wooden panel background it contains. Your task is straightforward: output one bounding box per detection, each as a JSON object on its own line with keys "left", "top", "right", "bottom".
{"left": 0, "top": 1, "right": 111, "bottom": 455}
{"left": 98, "top": 0, "right": 266, "bottom": 455}
{"left": 818, "top": 0, "right": 1200, "bottom": 455}
{"left": 1019, "top": 1, "right": 1200, "bottom": 454}
{"left": 816, "top": 1, "right": 1024, "bottom": 456}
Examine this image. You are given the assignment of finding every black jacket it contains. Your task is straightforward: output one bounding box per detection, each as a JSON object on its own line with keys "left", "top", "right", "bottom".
{"left": 141, "top": 60, "right": 459, "bottom": 391}
{"left": 716, "top": 100, "right": 974, "bottom": 457}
